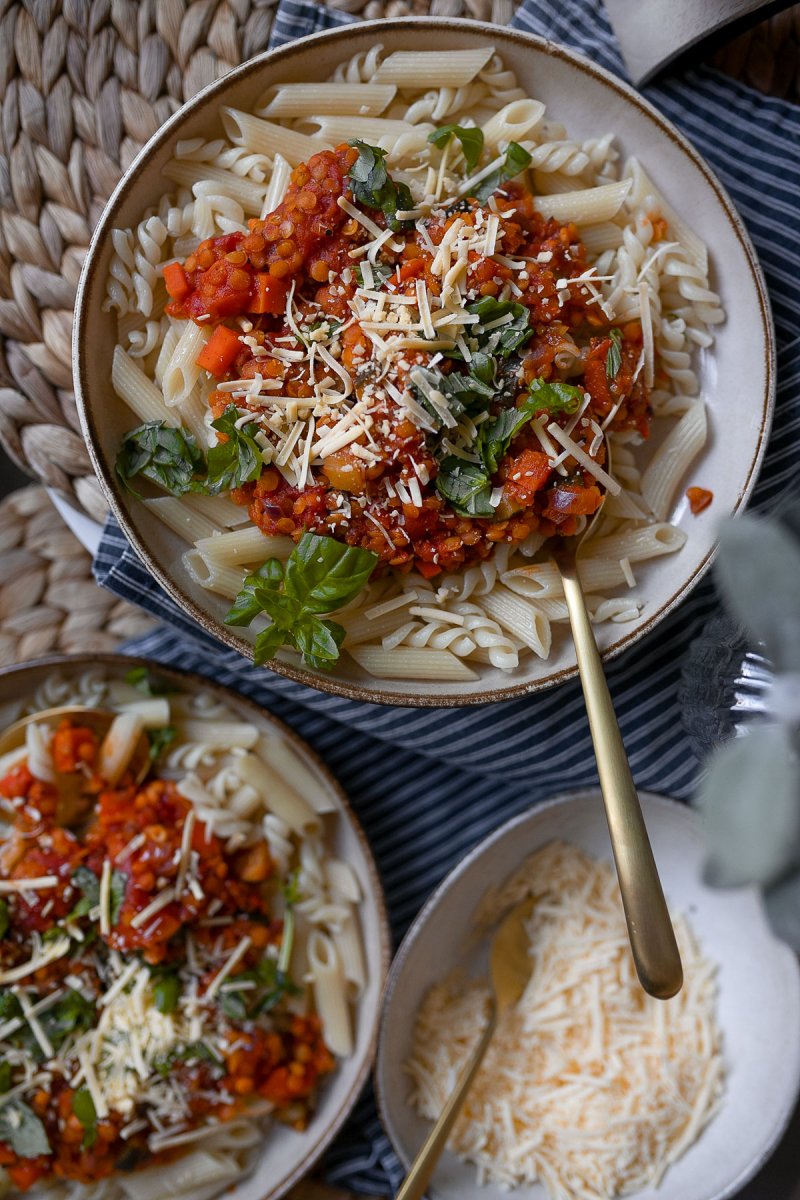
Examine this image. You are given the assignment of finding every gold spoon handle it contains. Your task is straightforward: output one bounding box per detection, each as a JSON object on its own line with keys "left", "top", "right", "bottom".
{"left": 560, "top": 564, "right": 683, "bottom": 999}
{"left": 396, "top": 1003, "right": 498, "bottom": 1200}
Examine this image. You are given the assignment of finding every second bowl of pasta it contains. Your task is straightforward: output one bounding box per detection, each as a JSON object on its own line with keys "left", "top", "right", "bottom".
{"left": 74, "top": 20, "right": 773, "bottom": 704}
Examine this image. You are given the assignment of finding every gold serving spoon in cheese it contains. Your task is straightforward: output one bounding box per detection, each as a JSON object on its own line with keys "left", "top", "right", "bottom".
{"left": 550, "top": 440, "right": 683, "bottom": 1000}
{"left": 0, "top": 706, "right": 151, "bottom": 826}
{"left": 395, "top": 897, "right": 536, "bottom": 1200}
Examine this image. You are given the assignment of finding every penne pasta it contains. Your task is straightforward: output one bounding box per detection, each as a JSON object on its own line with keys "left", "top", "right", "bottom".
{"left": 231, "top": 751, "right": 320, "bottom": 835}
{"left": 641, "top": 402, "right": 708, "bottom": 521}
{"left": 162, "top": 321, "right": 210, "bottom": 407}
{"left": 221, "top": 109, "right": 325, "bottom": 165}
{"left": 142, "top": 496, "right": 221, "bottom": 544}
{"left": 534, "top": 178, "right": 632, "bottom": 224}
{"left": 112, "top": 346, "right": 177, "bottom": 426}
{"left": 258, "top": 82, "right": 396, "bottom": 119}
{"left": 347, "top": 645, "right": 480, "bottom": 681}
{"left": 307, "top": 930, "right": 353, "bottom": 1057}
{"left": 373, "top": 47, "right": 495, "bottom": 87}
{"left": 193, "top": 528, "right": 294, "bottom": 569}
{"left": 183, "top": 548, "right": 246, "bottom": 598}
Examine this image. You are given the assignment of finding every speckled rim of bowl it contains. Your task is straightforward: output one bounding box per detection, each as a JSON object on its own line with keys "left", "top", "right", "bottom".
{"left": 374, "top": 790, "right": 800, "bottom": 1200}
{"left": 0, "top": 652, "right": 392, "bottom": 1200}
{"left": 73, "top": 17, "right": 775, "bottom": 709}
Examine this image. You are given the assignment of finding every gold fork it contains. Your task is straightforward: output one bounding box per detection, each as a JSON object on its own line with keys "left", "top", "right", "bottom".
{"left": 550, "top": 443, "right": 683, "bottom": 1000}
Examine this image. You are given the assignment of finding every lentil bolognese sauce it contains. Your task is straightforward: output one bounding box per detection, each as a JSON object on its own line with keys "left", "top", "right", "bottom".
{"left": 0, "top": 674, "right": 366, "bottom": 1194}
{"left": 161, "top": 142, "right": 645, "bottom": 581}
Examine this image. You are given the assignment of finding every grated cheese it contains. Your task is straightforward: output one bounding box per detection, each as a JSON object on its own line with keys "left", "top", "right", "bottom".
{"left": 406, "top": 843, "right": 724, "bottom": 1198}
{"left": 0, "top": 876, "right": 59, "bottom": 893}
{"left": 99, "top": 858, "right": 112, "bottom": 936}
{"left": 546, "top": 422, "right": 621, "bottom": 495}
{"left": 205, "top": 935, "right": 253, "bottom": 999}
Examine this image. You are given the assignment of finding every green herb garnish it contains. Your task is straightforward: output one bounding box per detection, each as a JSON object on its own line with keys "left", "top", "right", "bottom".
{"left": 67, "top": 866, "right": 126, "bottom": 927}
{"left": 0, "top": 1062, "right": 12, "bottom": 1093}
{"left": 153, "top": 974, "right": 181, "bottom": 1015}
{"left": 206, "top": 405, "right": 263, "bottom": 494}
{"left": 467, "top": 297, "right": 533, "bottom": 358}
{"left": 124, "top": 666, "right": 172, "bottom": 696}
{"left": 224, "top": 533, "right": 378, "bottom": 671}
{"left": 0, "top": 1102, "right": 51, "bottom": 1158}
{"left": 348, "top": 141, "right": 414, "bottom": 232}
{"left": 147, "top": 725, "right": 177, "bottom": 761}
{"left": 0, "top": 898, "right": 9, "bottom": 940}
{"left": 428, "top": 124, "right": 484, "bottom": 173}
{"left": 72, "top": 1087, "right": 98, "bottom": 1149}
{"left": 116, "top": 422, "right": 206, "bottom": 498}
{"left": 435, "top": 458, "right": 494, "bottom": 519}
{"left": 356, "top": 261, "right": 393, "bottom": 290}
{"left": 605, "top": 327, "right": 623, "bottom": 381}
{"left": 471, "top": 142, "right": 532, "bottom": 204}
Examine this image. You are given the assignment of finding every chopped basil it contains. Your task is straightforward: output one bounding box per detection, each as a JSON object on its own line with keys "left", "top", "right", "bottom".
{"left": 428, "top": 124, "right": 484, "bottom": 173}
{"left": 67, "top": 866, "right": 127, "bottom": 926}
{"left": 348, "top": 140, "right": 414, "bottom": 232}
{"left": 72, "top": 1087, "right": 98, "bottom": 1149}
{"left": 0, "top": 1062, "right": 11, "bottom": 1093}
{"left": 605, "top": 327, "right": 623, "bottom": 380}
{"left": 154, "top": 1041, "right": 224, "bottom": 1077}
{"left": 471, "top": 142, "right": 532, "bottom": 204}
{"left": 147, "top": 725, "right": 177, "bottom": 761}
{"left": 153, "top": 974, "right": 180, "bottom": 1015}
{"left": 356, "top": 261, "right": 392, "bottom": 289}
{"left": 220, "top": 957, "right": 300, "bottom": 1022}
{"left": 0, "top": 898, "right": 9, "bottom": 940}
{"left": 435, "top": 457, "right": 494, "bottom": 518}
{"left": 477, "top": 379, "right": 583, "bottom": 475}
{"left": 124, "top": 666, "right": 172, "bottom": 696}
{"left": 206, "top": 405, "right": 263, "bottom": 494}
{"left": 0, "top": 1101, "right": 51, "bottom": 1158}
{"left": 116, "top": 422, "right": 206, "bottom": 498}
{"left": 411, "top": 364, "right": 495, "bottom": 427}
{"left": 224, "top": 534, "right": 378, "bottom": 671}
{"left": 526, "top": 378, "right": 585, "bottom": 416}
{"left": 467, "top": 297, "right": 533, "bottom": 358}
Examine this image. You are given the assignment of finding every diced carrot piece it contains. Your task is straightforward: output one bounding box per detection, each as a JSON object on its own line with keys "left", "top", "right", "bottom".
{"left": 249, "top": 273, "right": 289, "bottom": 315}
{"left": 417, "top": 560, "right": 442, "bottom": 579}
{"left": 162, "top": 261, "right": 191, "bottom": 302}
{"left": 196, "top": 325, "right": 242, "bottom": 377}
{"left": 687, "top": 486, "right": 713, "bottom": 514}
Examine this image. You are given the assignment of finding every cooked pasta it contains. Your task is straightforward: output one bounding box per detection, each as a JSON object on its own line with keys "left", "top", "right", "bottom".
{"left": 0, "top": 668, "right": 367, "bottom": 1200}
{"left": 107, "top": 44, "right": 724, "bottom": 683}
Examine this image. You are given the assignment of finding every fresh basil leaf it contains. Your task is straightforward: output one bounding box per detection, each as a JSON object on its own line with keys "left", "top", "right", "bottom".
{"left": 39, "top": 990, "right": 95, "bottom": 1055}
{"left": 471, "top": 142, "right": 532, "bottom": 204}
{"left": 110, "top": 870, "right": 127, "bottom": 926}
{"left": 526, "top": 378, "right": 584, "bottom": 415}
{"left": 0, "top": 1062, "right": 11, "bottom": 1093}
{"left": 283, "top": 534, "right": 378, "bottom": 614}
{"left": 227, "top": 535, "right": 377, "bottom": 671}
{"left": 207, "top": 405, "right": 263, "bottom": 495}
{"left": 0, "top": 990, "right": 21, "bottom": 1022}
{"left": 0, "top": 1101, "right": 51, "bottom": 1158}
{"left": 356, "top": 261, "right": 392, "bottom": 289}
{"left": 67, "top": 866, "right": 100, "bottom": 920}
{"left": 467, "top": 297, "right": 533, "bottom": 358}
{"left": 224, "top": 559, "right": 285, "bottom": 628}
{"left": 177, "top": 1042, "right": 224, "bottom": 1069}
{"left": 478, "top": 407, "right": 536, "bottom": 475}
{"left": 293, "top": 618, "right": 346, "bottom": 671}
{"left": 153, "top": 974, "right": 180, "bottom": 1015}
{"left": 411, "top": 365, "right": 496, "bottom": 428}
{"left": 0, "top": 898, "right": 9, "bottom": 940}
{"left": 221, "top": 990, "right": 249, "bottom": 1021}
{"left": 253, "top": 623, "right": 291, "bottom": 668}
{"left": 436, "top": 457, "right": 494, "bottom": 518}
{"left": 428, "top": 124, "right": 484, "bottom": 173}
{"left": 605, "top": 328, "right": 623, "bottom": 381}
{"left": 116, "top": 422, "right": 206, "bottom": 498}
{"left": 124, "top": 666, "right": 171, "bottom": 696}
{"left": 72, "top": 1087, "right": 97, "bottom": 1149}
{"left": 348, "top": 140, "right": 413, "bottom": 231}
{"left": 147, "top": 726, "right": 177, "bottom": 762}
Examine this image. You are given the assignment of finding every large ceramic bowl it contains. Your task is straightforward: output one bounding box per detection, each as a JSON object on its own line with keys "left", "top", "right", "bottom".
{"left": 0, "top": 654, "right": 391, "bottom": 1200}
{"left": 73, "top": 20, "right": 774, "bottom": 706}
{"left": 376, "top": 791, "right": 800, "bottom": 1200}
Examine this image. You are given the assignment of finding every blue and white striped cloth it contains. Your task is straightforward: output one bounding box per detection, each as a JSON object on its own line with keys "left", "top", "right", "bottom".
{"left": 93, "top": 1, "right": 800, "bottom": 1190}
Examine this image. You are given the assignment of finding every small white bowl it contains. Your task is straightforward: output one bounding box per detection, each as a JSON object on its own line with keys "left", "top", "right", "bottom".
{"left": 376, "top": 790, "right": 800, "bottom": 1200}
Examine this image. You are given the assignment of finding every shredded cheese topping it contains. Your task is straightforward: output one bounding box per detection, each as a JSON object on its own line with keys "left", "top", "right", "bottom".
{"left": 406, "top": 842, "right": 724, "bottom": 1198}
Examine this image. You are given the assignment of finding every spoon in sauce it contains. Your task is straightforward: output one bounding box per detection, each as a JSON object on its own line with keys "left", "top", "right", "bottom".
{"left": 0, "top": 706, "right": 151, "bottom": 826}
{"left": 550, "top": 441, "right": 683, "bottom": 1000}
{"left": 395, "top": 897, "right": 536, "bottom": 1200}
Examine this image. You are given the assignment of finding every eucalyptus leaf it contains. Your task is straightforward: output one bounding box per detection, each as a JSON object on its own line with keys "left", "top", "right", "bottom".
{"left": 764, "top": 868, "right": 800, "bottom": 951}
{"left": 716, "top": 516, "right": 800, "bottom": 672}
{"left": 696, "top": 723, "right": 800, "bottom": 888}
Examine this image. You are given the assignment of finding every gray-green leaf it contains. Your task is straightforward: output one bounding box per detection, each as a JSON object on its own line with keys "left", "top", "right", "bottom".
{"left": 696, "top": 723, "right": 800, "bottom": 888}
{"left": 0, "top": 1101, "right": 51, "bottom": 1158}
{"left": 716, "top": 515, "right": 800, "bottom": 672}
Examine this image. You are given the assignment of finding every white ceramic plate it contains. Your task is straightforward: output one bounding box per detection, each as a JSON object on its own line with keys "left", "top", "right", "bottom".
{"left": 376, "top": 791, "right": 800, "bottom": 1200}
{"left": 74, "top": 20, "right": 774, "bottom": 706}
{"left": 0, "top": 653, "right": 391, "bottom": 1200}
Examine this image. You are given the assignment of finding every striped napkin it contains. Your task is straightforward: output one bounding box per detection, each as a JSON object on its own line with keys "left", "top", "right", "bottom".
{"left": 93, "top": 0, "right": 800, "bottom": 1189}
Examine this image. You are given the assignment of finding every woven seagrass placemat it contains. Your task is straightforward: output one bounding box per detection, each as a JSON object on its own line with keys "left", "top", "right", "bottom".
{"left": 0, "top": 0, "right": 798, "bottom": 524}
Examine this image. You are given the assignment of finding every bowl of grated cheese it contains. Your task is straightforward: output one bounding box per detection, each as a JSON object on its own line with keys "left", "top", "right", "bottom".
{"left": 375, "top": 790, "right": 800, "bottom": 1200}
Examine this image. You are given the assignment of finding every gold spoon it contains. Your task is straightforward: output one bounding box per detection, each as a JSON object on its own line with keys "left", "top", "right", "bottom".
{"left": 549, "top": 445, "right": 683, "bottom": 1000}
{"left": 0, "top": 706, "right": 151, "bottom": 825}
{"left": 396, "top": 897, "right": 536, "bottom": 1200}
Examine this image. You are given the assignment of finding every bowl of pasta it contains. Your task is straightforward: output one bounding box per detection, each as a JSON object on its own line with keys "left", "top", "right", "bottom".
{"left": 0, "top": 655, "right": 390, "bottom": 1200}
{"left": 73, "top": 20, "right": 774, "bottom": 704}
